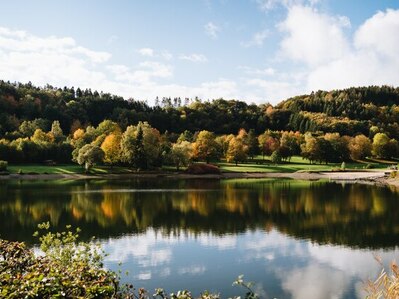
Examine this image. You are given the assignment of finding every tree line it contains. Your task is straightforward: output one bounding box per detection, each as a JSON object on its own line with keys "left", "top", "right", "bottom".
{"left": 1, "top": 81, "right": 399, "bottom": 168}
{"left": 0, "top": 118, "right": 397, "bottom": 171}
{"left": 1, "top": 81, "right": 399, "bottom": 139}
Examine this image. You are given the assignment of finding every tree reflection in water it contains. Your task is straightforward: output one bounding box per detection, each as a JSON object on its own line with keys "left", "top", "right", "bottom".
{"left": 1, "top": 178, "right": 399, "bottom": 249}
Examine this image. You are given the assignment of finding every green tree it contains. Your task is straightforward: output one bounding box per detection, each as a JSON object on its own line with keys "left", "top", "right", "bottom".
{"left": 95, "top": 120, "right": 121, "bottom": 137}
{"left": 324, "top": 133, "right": 350, "bottom": 162}
{"left": 372, "top": 133, "right": 390, "bottom": 158}
{"left": 121, "top": 125, "right": 145, "bottom": 169}
{"left": 279, "top": 131, "right": 301, "bottom": 161}
{"left": 141, "top": 123, "right": 162, "bottom": 168}
{"left": 270, "top": 150, "right": 282, "bottom": 164}
{"left": 245, "top": 129, "right": 259, "bottom": 159}
{"left": 120, "top": 122, "right": 160, "bottom": 169}
{"left": 215, "top": 134, "right": 234, "bottom": 157}
{"left": 77, "top": 144, "right": 104, "bottom": 172}
{"left": 50, "top": 120, "right": 65, "bottom": 143}
{"left": 169, "top": 141, "right": 192, "bottom": 170}
{"left": 133, "top": 126, "right": 147, "bottom": 169}
{"left": 177, "top": 130, "right": 194, "bottom": 143}
{"left": 18, "top": 119, "right": 48, "bottom": 137}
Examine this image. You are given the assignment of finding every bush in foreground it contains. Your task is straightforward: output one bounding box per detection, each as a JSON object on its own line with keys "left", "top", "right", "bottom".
{"left": 0, "top": 223, "right": 118, "bottom": 298}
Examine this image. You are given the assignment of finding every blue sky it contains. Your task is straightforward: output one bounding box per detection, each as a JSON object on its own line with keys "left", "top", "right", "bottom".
{"left": 0, "top": 0, "right": 398, "bottom": 105}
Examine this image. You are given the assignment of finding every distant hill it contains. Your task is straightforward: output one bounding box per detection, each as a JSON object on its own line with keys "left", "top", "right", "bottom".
{"left": 277, "top": 86, "right": 399, "bottom": 138}
{"left": 1, "top": 80, "right": 399, "bottom": 138}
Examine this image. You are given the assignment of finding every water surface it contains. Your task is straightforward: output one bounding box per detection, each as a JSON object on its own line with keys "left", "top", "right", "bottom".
{"left": 1, "top": 178, "right": 399, "bottom": 298}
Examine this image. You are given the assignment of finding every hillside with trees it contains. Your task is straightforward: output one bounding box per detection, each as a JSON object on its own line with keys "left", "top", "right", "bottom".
{"left": 1, "top": 80, "right": 399, "bottom": 168}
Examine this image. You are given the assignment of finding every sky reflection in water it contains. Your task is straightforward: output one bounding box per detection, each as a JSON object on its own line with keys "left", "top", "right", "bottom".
{"left": 102, "top": 228, "right": 399, "bottom": 299}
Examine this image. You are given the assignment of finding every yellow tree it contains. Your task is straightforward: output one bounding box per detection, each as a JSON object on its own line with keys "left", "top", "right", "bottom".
{"left": 192, "top": 130, "right": 220, "bottom": 163}
{"left": 31, "top": 129, "right": 54, "bottom": 144}
{"left": 226, "top": 136, "right": 247, "bottom": 165}
{"left": 349, "top": 134, "right": 372, "bottom": 160}
{"left": 101, "top": 133, "right": 122, "bottom": 167}
{"left": 300, "top": 134, "right": 318, "bottom": 164}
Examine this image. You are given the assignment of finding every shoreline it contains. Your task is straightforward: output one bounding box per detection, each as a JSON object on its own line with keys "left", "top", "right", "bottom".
{"left": 0, "top": 170, "right": 396, "bottom": 187}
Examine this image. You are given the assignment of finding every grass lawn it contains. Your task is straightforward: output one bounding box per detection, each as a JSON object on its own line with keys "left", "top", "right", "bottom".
{"left": 6, "top": 164, "right": 135, "bottom": 175}
{"left": 216, "top": 156, "right": 394, "bottom": 173}
{"left": 5, "top": 156, "right": 395, "bottom": 175}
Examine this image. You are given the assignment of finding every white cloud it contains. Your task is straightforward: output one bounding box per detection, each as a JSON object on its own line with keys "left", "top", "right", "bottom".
{"left": 179, "top": 53, "right": 208, "bottom": 63}
{"left": 137, "top": 48, "right": 173, "bottom": 60}
{"left": 241, "top": 29, "right": 269, "bottom": 47}
{"left": 256, "top": 0, "right": 319, "bottom": 11}
{"left": 281, "top": 264, "right": 349, "bottom": 299}
{"left": 274, "top": 7, "right": 399, "bottom": 99}
{"left": 197, "top": 234, "right": 237, "bottom": 250}
{"left": 308, "top": 243, "right": 399, "bottom": 279}
{"left": 0, "top": 27, "right": 111, "bottom": 63}
{"left": 178, "top": 265, "right": 206, "bottom": 275}
{"left": 134, "top": 272, "right": 152, "bottom": 280}
{"left": 107, "top": 61, "right": 173, "bottom": 84}
{"left": 138, "top": 47, "right": 154, "bottom": 57}
{"left": 307, "top": 9, "right": 399, "bottom": 91}
{"left": 354, "top": 9, "right": 399, "bottom": 62}
{"left": 279, "top": 6, "right": 350, "bottom": 66}
{"left": 245, "top": 77, "right": 305, "bottom": 103}
{"left": 239, "top": 66, "right": 275, "bottom": 76}
{"left": 204, "top": 22, "right": 221, "bottom": 39}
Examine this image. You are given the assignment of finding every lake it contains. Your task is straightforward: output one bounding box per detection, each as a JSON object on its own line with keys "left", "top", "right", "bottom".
{"left": 1, "top": 178, "right": 399, "bottom": 298}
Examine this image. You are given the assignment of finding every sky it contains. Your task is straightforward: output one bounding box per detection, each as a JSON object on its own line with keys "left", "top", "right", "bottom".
{"left": 0, "top": 0, "right": 398, "bottom": 105}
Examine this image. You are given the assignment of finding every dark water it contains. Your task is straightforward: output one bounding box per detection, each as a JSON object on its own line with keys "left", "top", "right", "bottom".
{"left": 1, "top": 178, "right": 399, "bottom": 298}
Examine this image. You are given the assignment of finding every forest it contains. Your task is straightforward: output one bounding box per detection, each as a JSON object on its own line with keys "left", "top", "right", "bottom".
{"left": 1, "top": 80, "right": 399, "bottom": 169}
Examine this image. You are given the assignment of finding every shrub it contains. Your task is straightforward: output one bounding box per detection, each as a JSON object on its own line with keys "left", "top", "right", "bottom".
{"left": 0, "top": 223, "right": 119, "bottom": 298}
{"left": 0, "top": 160, "right": 7, "bottom": 171}
{"left": 185, "top": 163, "right": 221, "bottom": 174}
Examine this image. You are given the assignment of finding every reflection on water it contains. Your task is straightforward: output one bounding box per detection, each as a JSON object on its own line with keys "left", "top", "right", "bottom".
{"left": 1, "top": 178, "right": 399, "bottom": 298}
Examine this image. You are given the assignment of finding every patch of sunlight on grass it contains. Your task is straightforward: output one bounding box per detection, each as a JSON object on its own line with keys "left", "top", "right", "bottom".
{"left": 94, "top": 168, "right": 108, "bottom": 174}
{"left": 54, "top": 167, "right": 76, "bottom": 174}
